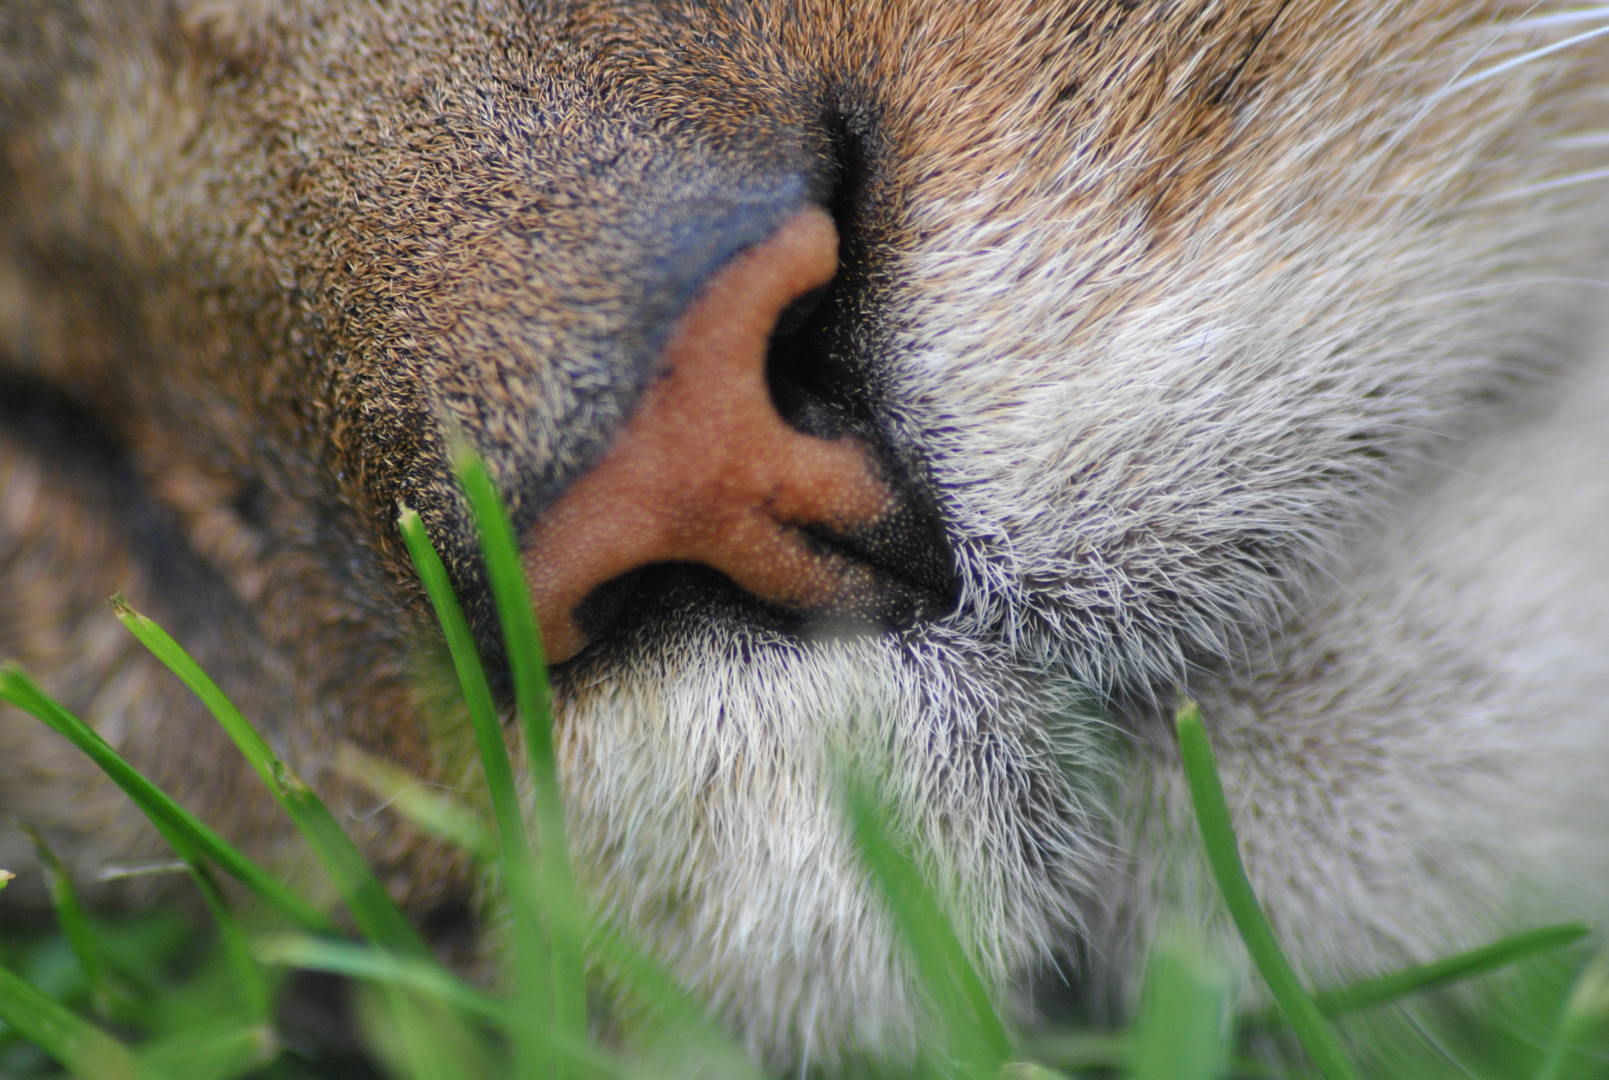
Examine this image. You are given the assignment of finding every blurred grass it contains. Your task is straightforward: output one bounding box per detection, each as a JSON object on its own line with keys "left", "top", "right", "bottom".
{"left": 0, "top": 449, "right": 1603, "bottom": 1079}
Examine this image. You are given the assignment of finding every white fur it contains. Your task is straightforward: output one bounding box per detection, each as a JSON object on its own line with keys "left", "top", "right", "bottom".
{"left": 542, "top": 3, "right": 1609, "bottom": 1065}
{"left": 1127, "top": 317, "right": 1609, "bottom": 992}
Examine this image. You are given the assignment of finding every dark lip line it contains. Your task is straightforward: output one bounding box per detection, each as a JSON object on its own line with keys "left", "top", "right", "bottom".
{"left": 548, "top": 534, "right": 961, "bottom": 677}
{"left": 789, "top": 517, "right": 960, "bottom": 616}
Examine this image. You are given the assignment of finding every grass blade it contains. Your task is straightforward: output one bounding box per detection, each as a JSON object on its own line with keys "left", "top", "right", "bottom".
{"left": 1175, "top": 700, "right": 1359, "bottom": 1080}
{"left": 1017, "top": 1032, "right": 1131, "bottom": 1072}
{"left": 26, "top": 713, "right": 266, "bottom": 1024}
{"left": 1021, "top": 1034, "right": 1287, "bottom": 1080}
{"left": 1314, "top": 923, "right": 1592, "bottom": 1017}
{"left": 842, "top": 770, "right": 1011, "bottom": 1077}
{"left": 1131, "top": 931, "right": 1232, "bottom": 1080}
{"left": 454, "top": 451, "right": 590, "bottom": 1070}
{"left": 7, "top": 663, "right": 290, "bottom": 1027}
{"left": 257, "top": 935, "right": 510, "bottom": 1024}
{"left": 0, "top": 869, "right": 13, "bottom": 890}
{"left": 1001, "top": 1065, "right": 1076, "bottom": 1080}
{"left": 0, "top": 960, "right": 153, "bottom": 1080}
{"left": 134, "top": 1022, "right": 277, "bottom": 1080}
{"left": 0, "top": 666, "right": 333, "bottom": 935}
{"left": 259, "top": 934, "right": 629, "bottom": 1076}
{"left": 27, "top": 829, "right": 117, "bottom": 1020}
{"left": 362, "top": 982, "right": 505, "bottom": 1080}
{"left": 188, "top": 863, "right": 274, "bottom": 1024}
{"left": 336, "top": 741, "right": 498, "bottom": 863}
{"left": 1534, "top": 950, "right": 1609, "bottom": 1080}
{"left": 113, "top": 599, "right": 430, "bottom": 959}
{"left": 399, "top": 500, "right": 568, "bottom": 1080}
{"left": 395, "top": 508, "right": 527, "bottom": 859}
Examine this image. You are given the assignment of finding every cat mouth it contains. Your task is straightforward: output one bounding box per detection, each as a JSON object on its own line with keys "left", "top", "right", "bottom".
{"left": 563, "top": 515, "right": 958, "bottom": 663}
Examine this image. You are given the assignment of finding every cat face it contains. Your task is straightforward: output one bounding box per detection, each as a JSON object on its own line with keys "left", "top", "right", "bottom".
{"left": 3, "top": 0, "right": 1607, "bottom": 1066}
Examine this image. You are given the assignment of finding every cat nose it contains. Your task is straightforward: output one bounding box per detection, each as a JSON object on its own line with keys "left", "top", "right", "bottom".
{"left": 522, "top": 206, "right": 945, "bottom": 663}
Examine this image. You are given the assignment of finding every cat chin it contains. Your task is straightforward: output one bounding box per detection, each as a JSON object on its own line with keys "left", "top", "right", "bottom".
{"left": 550, "top": 610, "right": 1106, "bottom": 1067}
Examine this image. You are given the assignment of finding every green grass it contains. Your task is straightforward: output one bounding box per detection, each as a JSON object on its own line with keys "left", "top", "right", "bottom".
{"left": 1, "top": 448, "right": 1605, "bottom": 1079}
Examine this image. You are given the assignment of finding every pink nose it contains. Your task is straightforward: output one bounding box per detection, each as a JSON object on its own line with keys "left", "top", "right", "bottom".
{"left": 522, "top": 207, "right": 908, "bottom": 663}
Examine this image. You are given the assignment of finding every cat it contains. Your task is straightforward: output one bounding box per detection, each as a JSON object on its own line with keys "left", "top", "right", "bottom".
{"left": 3, "top": 0, "right": 1608, "bottom": 1067}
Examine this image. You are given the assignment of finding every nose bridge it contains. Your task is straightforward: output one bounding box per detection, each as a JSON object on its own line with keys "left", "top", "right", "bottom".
{"left": 521, "top": 206, "right": 919, "bottom": 663}
{"left": 509, "top": 175, "right": 826, "bottom": 523}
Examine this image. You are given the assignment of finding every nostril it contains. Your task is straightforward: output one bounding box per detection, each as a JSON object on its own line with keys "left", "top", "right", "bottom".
{"left": 759, "top": 225, "right": 960, "bottom": 631}
{"left": 772, "top": 284, "right": 830, "bottom": 338}
{"left": 764, "top": 126, "right": 873, "bottom": 446}
{"left": 764, "top": 281, "right": 859, "bottom": 442}
{"left": 760, "top": 186, "right": 959, "bottom": 624}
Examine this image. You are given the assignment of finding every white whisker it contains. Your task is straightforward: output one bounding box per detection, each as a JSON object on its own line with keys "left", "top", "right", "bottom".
{"left": 1510, "top": 6, "right": 1609, "bottom": 31}
{"left": 1404, "top": 275, "right": 1609, "bottom": 301}
{"left": 1364, "top": 8, "right": 1538, "bottom": 165}
{"left": 1549, "top": 133, "right": 1609, "bottom": 148}
{"left": 1448, "top": 22, "right": 1609, "bottom": 92}
{"left": 1376, "top": 2, "right": 1551, "bottom": 165}
{"left": 1476, "top": 167, "right": 1609, "bottom": 202}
